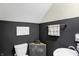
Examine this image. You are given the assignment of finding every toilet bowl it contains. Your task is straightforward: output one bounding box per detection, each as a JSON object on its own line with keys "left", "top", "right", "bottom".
{"left": 14, "top": 43, "right": 28, "bottom": 56}
{"left": 53, "top": 48, "right": 78, "bottom": 56}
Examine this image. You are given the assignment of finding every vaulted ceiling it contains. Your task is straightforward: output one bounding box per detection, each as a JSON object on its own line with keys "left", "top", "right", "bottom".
{"left": 0, "top": 3, "right": 79, "bottom": 23}
{"left": 0, "top": 3, "right": 52, "bottom": 23}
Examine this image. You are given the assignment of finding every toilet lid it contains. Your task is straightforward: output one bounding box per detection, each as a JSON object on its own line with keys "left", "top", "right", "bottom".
{"left": 53, "top": 48, "right": 78, "bottom": 56}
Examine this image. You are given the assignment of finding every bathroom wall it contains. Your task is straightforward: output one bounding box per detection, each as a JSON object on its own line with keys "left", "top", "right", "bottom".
{"left": 1, "top": 17, "right": 79, "bottom": 56}
{"left": 39, "top": 17, "right": 79, "bottom": 56}
{"left": 0, "top": 21, "right": 39, "bottom": 56}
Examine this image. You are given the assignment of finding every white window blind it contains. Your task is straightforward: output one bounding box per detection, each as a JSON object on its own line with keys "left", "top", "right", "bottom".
{"left": 16, "top": 26, "right": 30, "bottom": 36}
{"left": 48, "top": 24, "right": 60, "bottom": 36}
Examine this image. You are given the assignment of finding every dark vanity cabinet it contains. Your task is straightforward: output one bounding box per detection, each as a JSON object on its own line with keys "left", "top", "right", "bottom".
{"left": 29, "top": 43, "right": 46, "bottom": 56}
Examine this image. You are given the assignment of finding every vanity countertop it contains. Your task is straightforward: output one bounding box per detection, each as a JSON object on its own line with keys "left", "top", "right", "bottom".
{"left": 29, "top": 43, "right": 46, "bottom": 45}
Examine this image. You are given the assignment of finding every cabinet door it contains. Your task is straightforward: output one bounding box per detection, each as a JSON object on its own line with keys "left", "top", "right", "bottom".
{"left": 29, "top": 44, "right": 46, "bottom": 56}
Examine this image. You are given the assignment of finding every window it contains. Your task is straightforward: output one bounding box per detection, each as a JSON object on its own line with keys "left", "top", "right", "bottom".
{"left": 16, "top": 26, "right": 30, "bottom": 36}
{"left": 48, "top": 24, "right": 60, "bottom": 36}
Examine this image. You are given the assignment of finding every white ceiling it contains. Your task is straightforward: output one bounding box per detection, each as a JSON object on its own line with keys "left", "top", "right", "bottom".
{"left": 41, "top": 3, "right": 79, "bottom": 23}
{"left": 0, "top": 3, "right": 52, "bottom": 23}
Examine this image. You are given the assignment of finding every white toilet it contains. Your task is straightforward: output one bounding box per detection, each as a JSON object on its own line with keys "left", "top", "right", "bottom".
{"left": 53, "top": 48, "right": 78, "bottom": 56}
{"left": 14, "top": 43, "right": 28, "bottom": 56}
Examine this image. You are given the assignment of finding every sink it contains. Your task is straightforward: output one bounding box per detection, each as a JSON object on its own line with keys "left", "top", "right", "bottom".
{"left": 53, "top": 48, "right": 78, "bottom": 56}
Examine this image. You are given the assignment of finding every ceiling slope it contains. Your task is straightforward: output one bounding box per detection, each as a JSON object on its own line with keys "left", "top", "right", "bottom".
{"left": 0, "top": 3, "right": 52, "bottom": 23}
{"left": 42, "top": 3, "right": 79, "bottom": 23}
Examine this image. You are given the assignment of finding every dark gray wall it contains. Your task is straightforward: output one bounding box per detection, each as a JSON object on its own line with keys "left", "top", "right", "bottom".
{"left": 0, "top": 17, "right": 79, "bottom": 56}
{"left": 0, "top": 21, "right": 39, "bottom": 56}
{"left": 39, "top": 17, "right": 79, "bottom": 56}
